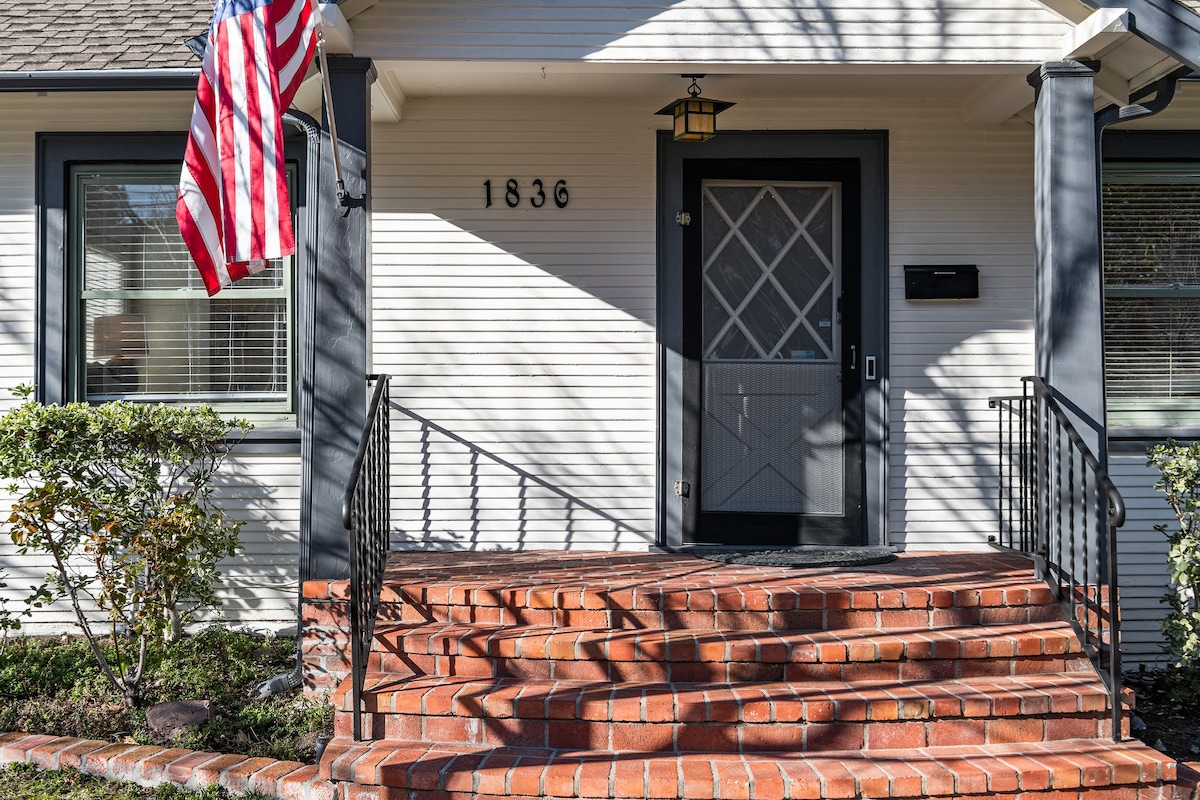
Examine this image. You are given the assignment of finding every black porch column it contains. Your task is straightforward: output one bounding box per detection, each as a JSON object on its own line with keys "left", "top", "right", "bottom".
{"left": 301, "top": 56, "right": 374, "bottom": 581}
{"left": 1030, "top": 61, "right": 1106, "bottom": 462}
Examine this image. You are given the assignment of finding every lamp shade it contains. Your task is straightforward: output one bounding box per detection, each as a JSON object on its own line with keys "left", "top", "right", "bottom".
{"left": 656, "top": 95, "right": 734, "bottom": 142}
{"left": 93, "top": 314, "right": 148, "bottom": 359}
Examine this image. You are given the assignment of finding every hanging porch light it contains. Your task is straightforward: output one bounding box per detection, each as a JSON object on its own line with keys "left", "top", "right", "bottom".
{"left": 656, "top": 75, "right": 735, "bottom": 142}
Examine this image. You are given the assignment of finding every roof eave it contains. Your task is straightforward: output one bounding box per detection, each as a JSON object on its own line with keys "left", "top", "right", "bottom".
{"left": 0, "top": 68, "right": 200, "bottom": 93}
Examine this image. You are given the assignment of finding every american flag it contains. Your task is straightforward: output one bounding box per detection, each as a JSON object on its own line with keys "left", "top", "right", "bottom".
{"left": 177, "top": 0, "right": 319, "bottom": 296}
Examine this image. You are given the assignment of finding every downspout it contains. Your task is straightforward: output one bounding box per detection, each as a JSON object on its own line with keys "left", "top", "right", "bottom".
{"left": 256, "top": 107, "right": 323, "bottom": 698}
{"left": 1094, "top": 67, "right": 1190, "bottom": 139}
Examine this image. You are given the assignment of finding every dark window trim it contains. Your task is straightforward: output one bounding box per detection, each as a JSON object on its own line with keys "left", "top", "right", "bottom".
{"left": 36, "top": 132, "right": 305, "bottom": 449}
{"left": 1102, "top": 130, "right": 1200, "bottom": 443}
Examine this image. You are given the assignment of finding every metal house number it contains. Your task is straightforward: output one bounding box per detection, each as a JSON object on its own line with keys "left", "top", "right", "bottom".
{"left": 484, "top": 179, "right": 569, "bottom": 209}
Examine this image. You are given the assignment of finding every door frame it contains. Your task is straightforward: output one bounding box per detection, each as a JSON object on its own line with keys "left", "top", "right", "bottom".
{"left": 656, "top": 131, "right": 890, "bottom": 548}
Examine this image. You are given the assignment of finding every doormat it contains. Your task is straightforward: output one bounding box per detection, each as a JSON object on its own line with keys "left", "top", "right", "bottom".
{"left": 686, "top": 546, "right": 896, "bottom": 569}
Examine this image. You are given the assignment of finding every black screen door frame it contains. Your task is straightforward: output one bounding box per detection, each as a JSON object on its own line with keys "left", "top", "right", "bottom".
{"left": 682, "top": 160, "right": 862, "bottom": 546}
{"left": 656, "top": 131, "right": 890, "bottom": 549}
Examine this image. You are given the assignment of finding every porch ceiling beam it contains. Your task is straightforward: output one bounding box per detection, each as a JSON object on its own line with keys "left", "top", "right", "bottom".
{"left": 1093, "top": 64, "right": 1132, "bottom": 105}
{"left": 372, "top": 70, "right": 406, "bottom": 123}
{"left": 335, "top": 0, "right": 379, "bottom": 21}
{"left": 1080, "top": 0, "right": 1200, "bottom": 72}
{"left": 318, "top": 2, "right": 354, "bottom": 54}
{"left": 961, "top": 74, "right": 1034, "bottom": 126}
{"left": 1062, "top": 7, "right": 1132, "bottom": 59}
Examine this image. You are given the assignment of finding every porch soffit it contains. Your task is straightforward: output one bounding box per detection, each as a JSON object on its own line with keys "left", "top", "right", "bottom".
{"left": 346, "top": 1, "right": 1193, "bottom": 127}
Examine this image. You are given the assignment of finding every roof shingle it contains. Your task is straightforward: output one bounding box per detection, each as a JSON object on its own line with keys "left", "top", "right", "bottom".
{"left": 0, "top": 1, "right": 210, "bottom": 72}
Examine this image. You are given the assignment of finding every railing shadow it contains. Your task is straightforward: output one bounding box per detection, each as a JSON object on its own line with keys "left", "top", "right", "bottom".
{"left": 390, "top": 401, "right": 651, "bottom": 551}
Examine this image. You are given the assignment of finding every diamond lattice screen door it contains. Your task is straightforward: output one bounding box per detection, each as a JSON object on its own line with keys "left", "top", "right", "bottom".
{"left": 690, "top": 178, "right": 859, "bottom": 545}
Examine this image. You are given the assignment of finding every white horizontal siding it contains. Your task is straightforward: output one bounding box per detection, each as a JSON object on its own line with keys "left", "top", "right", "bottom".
{"left": 0, "top": 93, "right": 300, "bottom": 633}
{"left": 1111, "top": 450, "right": 1174, "bottom": 668}
{"left": 371, "top": 96, "right": 658, "bottom": 550}
{"left": 354, "top": 0, "right": 1069, "bottom": 64}
{"left": 370, "top": 94, "right": 1037, "bottom": 551}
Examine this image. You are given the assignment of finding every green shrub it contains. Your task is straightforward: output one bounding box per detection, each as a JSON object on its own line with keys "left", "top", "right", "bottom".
{"left": 1148, "top": 440, "right": 1200, "bottom": 670}
{"left": 0, "top": 387, "right": 251, "bottom": 703}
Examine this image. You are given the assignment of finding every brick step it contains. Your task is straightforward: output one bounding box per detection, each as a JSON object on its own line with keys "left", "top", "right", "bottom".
{"left": 305, "top": 553, "right": 1057, "bottom": 633}
{"left": 365, "top": 620, "right": 1086, "bottom": 682}
{"left": 332, "top": 672, "right": 1121, "bottom": 750}
{"left": 319, "top": 736, "right": 1176, "bottom": 798}
{"left": 364, "top": 580, "right": 1060, "bottom": 632}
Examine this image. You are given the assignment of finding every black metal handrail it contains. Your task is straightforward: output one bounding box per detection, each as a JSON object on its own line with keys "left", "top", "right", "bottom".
{"left": 989, "top": 376, "right": 1125, "bottom": 742}
{"left": 341, "top": 373, "right": 391, "bottom": 742}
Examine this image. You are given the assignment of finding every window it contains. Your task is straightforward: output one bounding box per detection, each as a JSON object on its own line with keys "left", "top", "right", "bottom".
{"left": 69, "top": 165, "right": 294, "bottom": 420}
{"left": 1103, "top": 164, "right": 1200, "bottom": 428}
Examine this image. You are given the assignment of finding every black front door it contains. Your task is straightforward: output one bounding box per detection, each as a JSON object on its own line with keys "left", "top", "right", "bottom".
{"left": 680, "top": 159, "right": 863, "bottom": 546}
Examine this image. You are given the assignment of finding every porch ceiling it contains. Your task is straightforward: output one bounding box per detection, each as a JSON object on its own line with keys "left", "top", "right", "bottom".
{"left": 371, "top": 61, "right": 1014, "bottom": 100}
{"left": 346, "top": 63, "right": 1033, "bottom": 126}
{"left": 344, "top": 48, "right": 1188, "bottom": 127}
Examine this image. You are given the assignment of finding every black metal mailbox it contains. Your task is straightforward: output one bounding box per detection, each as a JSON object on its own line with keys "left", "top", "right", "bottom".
{"left": 904, "top": 265, "right": 979, "bottom": 300}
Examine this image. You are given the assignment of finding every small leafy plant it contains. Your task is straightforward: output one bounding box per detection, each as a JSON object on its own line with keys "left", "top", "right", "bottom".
{"left": 1148, "top": 440, "right": 1200, "bottom": 676}
{"left": 0, "top": 386, "right": 251, "bottom": 703}
{"left": 0, "top": 567, "right": 28, "bottom": 649}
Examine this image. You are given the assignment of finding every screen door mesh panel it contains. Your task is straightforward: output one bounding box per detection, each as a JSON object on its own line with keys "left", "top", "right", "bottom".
{"left": 701, "top": 182, "right": 838, "bottom": 362}
{"left": 701, "top": 362, "right": 844, "bottom": 515}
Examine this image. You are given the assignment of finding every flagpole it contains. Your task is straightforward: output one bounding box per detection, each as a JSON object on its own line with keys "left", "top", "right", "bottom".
{"left": 311, "top": 0, "right": 347, "bottom": 204}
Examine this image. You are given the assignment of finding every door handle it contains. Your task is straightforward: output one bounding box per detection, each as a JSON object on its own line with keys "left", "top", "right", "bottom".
{"left": 850, "top": 345, "right": 857, "bottom": 370}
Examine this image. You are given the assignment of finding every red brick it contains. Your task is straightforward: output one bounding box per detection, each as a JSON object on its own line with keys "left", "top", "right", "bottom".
{"left": 988, "top": 716, "right": 1046, "bottom": 743}
{"left": 278, "top": 764, "right": 322, "bottom": 800}
{"left": 26, "top": 736, "right": 85, "bottom": 770}
{"left": 713, "top": 758, "right": 752, "bottom": 800}
{"left": 777, "top": 759, "right": 823, "bottom": 799}
{"left": 865, "top": 721, "right": 926, "bottom": 750}
{"left": 927, "top": 719, "right": 986, "bottom": 747}
{"left": 0, "top": 734, "right": 59, "bottom": 763}
{"left": 218, "top": 757, "right": 278, "bottom": 793}
{"left": 165, "top": 751, "right": 223, "bottom": 785}
{"left": 55, "top": 739, "right": 112, "bottom": 772}
{"left": 108, "top": 745, "right": 169, "bottom": 781}
{"left": 805, "top": 721, "right": 864, "bottom": 750}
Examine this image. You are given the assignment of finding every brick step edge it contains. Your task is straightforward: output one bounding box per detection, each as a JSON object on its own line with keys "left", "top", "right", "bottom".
{"left": 303, "top": 576, "right": 1058, "bottom": 614}
{"left": 320, "top": 736, "right": 1178, "bottom": 797}
{"left": 306, "top": 600, "right": 1066, "bottom": 632}
{"left": 338, "top": 672, "right": 1114, "bottom": 722}
{"left": 368, "top": 620, "right": 1083, "bottom": 664}
{"left": 335, "top": 706, "right": 1121, "bottom": 752}
{"left": 338, "top": 784, "right": 1192, "bottom": 800}
{"left": 0, "top": 731, "right": 335, "bottom": 800}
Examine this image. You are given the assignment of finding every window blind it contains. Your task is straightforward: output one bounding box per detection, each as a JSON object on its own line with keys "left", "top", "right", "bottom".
{"left": 1103, "top": 172, "right": 1200, "bottom": 425}
{"left": 76, "top": 171, "right": 292, "bottom": 410}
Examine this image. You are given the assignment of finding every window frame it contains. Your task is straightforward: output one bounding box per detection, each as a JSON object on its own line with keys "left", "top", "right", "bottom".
{"left": 68, "top": 163, "right": 296, "bottom": 418}
{"left": 1101, "top": 132, "right": 1200, "bottom": 441}
{"left": 37, "top": 132, "right": 308, "bottom": 443}
{"left": 1103, "top": 162, "right": 1200, "bottom": 430}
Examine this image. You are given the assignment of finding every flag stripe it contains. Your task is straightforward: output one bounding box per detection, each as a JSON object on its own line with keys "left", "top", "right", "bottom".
{"left": 178, "top": 0, "right": 317, "bottom": 295}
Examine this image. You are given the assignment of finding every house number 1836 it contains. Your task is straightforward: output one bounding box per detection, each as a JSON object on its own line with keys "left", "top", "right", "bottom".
{"left": 484, "top": 179, "right": 569, "bottom": 209}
